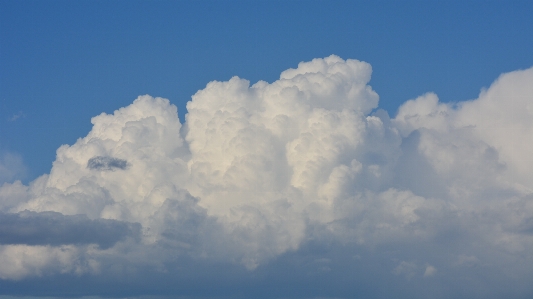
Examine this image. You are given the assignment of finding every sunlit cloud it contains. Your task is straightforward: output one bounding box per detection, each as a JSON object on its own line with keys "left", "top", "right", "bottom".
{"left": 1, "top": 56, "right": 532, "bottom": 297}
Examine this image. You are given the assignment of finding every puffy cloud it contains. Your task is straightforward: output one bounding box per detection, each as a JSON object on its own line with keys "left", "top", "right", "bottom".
{"left": 0, "top": 244, "right": 99, "bottom": 280}
{"left": 0, "top": 55, "right": 532, "bottom": 297}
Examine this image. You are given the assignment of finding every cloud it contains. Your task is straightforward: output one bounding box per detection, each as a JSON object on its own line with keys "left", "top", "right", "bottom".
{"left": 423, "top": 264, "right": 436, "bottom": 277}
{"left": 0, "top": 210, "right": 140, "bottom": 248}
{"left": 0, "top": 244, "right": 98, "bottom": 280}
{"left": 7, "top": 111, "right": 25, "bottom": 122}
{"left": 0, "top": 56, "right": 532, "bottom": 298}
{"left": 87, "top": 156, "right": 130, "bottom": 171}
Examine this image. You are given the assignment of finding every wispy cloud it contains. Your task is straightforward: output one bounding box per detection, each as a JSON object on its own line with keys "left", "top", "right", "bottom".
{"left": 7, "top": 111, "right": 25, "bottom": 122}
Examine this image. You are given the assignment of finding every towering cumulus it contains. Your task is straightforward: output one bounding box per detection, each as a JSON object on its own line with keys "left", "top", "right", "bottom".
{"left": 1, "top": 56, "right": 532, "bottom": 297}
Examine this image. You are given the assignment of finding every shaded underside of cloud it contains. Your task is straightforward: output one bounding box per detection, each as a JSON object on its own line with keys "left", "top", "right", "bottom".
{"left": 0, "top": 55, "right": 532, "bottom": 298}
{"left": 0, "top": 210, "right": 140, "bottom": 248}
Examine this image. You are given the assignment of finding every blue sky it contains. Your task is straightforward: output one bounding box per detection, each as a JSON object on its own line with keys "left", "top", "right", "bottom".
{"left": 1, "top": 1, "right": 533, "bottom": 298}
{"left": 2, "top": 0, "right": 532, "bottom": 181}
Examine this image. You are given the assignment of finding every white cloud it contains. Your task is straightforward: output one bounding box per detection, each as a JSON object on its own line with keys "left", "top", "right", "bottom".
{"left": 0, "top": 56, "right": 532, "bottom": 297}
{"left": 423, "top": 264, "right": 436, "bottom": 277}
{"left": 0, "top": 244, "right": 99, "bottom": 280}
{"left": 7, "top": 111, "right": 25, "bottom": 122}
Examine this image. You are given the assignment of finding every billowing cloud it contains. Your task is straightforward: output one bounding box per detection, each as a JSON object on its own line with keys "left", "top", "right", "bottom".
{"left": 0, "top": 56, "right": 532, "bottom": 298}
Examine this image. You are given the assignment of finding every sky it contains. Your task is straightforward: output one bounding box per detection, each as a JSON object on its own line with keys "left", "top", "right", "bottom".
{"left": 0, "top": 1, "right": 533, "bottom": 298}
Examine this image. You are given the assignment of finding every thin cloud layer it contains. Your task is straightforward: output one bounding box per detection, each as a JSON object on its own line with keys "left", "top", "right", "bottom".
{"left": 0, "top": 56, "right": 532, "bottom": 298}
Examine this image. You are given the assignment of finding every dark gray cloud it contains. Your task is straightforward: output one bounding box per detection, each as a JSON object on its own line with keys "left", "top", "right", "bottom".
{"left": 87, "top": 156, "right": 129, "bottom": 171}
{"left": 0, "top": 211, "right": 140, "bottom": 248}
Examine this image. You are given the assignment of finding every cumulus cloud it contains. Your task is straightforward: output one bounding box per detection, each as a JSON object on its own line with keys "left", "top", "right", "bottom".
{"left": 0, "top": 55, "right": 532, "bottom": 297}
{"left": 0, "top": 244, "right": 100, "bottom": 280}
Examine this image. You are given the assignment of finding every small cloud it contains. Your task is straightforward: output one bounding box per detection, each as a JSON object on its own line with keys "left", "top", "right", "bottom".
{"left": 7, "top": 111, "right": 25, "bottom": 122}
{"left": 424, "top": 264, "right": 436, "bottom": 277}
{"left": 87, "top": 156, "right": 129, "bottom": 171}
